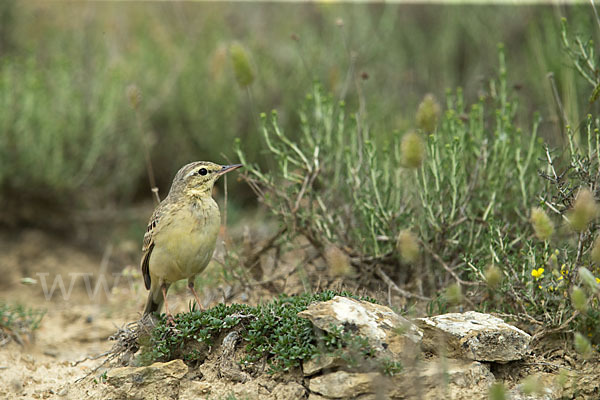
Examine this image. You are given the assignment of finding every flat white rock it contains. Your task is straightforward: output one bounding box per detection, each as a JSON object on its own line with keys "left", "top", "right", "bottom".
{"left": 298, "top": 296, "right": 422, "bottom": 358}
{"left": 416, "top": 311, "right": 531, "bottom": 362}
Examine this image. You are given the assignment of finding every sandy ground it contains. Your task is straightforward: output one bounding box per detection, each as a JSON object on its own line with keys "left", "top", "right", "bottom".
{"left": 1, "top": 229, "right": 600, "bottom": 399}
{"left": 0, "top": 228, "right": 233, "bottom": 399}
{"left": 0, "top": 226, "right": 290, "bottom": 399}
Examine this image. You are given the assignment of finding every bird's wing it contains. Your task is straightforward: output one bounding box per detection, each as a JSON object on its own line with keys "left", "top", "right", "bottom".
{"left": 141, "top": 204, "right": 165, "bottom": 290}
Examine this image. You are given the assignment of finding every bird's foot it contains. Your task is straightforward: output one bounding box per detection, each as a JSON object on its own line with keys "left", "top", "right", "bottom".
{"left": 188, "top": 281, "right": 204, "bottom": 312}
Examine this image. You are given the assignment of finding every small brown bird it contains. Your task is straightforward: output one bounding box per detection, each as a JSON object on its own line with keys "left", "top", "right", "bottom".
{"left": 141, "top": 161, "right": 242, "bottom": 318}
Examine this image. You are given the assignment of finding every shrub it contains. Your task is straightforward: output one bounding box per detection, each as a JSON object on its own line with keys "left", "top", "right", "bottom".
{"left": 236, "top": 45, "right": 543, "bottom": 301}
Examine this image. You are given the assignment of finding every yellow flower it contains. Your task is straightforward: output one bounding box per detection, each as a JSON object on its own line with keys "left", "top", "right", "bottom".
{"left": 596, "top": 277, "right": 600, "bottom": 284}
{"left": 560, "top": 264, "right": 569, "bottom": 276}
{"left": 532, "top": 268, "right": 544, "bottom": 279}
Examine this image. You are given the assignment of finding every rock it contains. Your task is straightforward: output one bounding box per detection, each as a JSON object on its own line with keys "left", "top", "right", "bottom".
{"left": 421, "top": 359, "right": 494, "bottom": 387}
{"left": 179, "top": 378, "right": 303, "bottom": 400}
{"left": 303, "top": 353, "right": 344, "bottom": 376}
{"left": 385, "top": 359, "right": 494, "bottom": 399}
{"left": 309, "top": 371, "right": 378, "bottom": 398}
{"left": 307, "top": 394, "right": 330, "bottom": 400}
{"left": 298, "top": 296, "right": 422, "bottom": 358}
{"left": 415, "top": 311, "right": 531, "bottom": 362}
{"left": 271, "top": 382, "right": 306, "bottom": 399}
{"left": 218, "top": 331, "right": 249, "bottom": 383}
{"left": 178, "top": 381, "right": 211, "bottom": 399}
{"left": 103, "top": 359, "right": 188, "bottom": 400}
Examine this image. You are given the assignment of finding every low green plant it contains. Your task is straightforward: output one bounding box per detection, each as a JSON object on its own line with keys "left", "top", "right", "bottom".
{"left": 138, "top": 291, "right": 396, "bottom": 374}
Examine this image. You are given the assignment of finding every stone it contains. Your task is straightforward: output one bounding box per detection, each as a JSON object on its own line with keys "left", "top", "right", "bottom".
{"left": 178, "top": 381, "right": 211, "bottom": 399}
{"left": 386, "top": 359, "right": 494, "bottom": 399}
{"left": 303, "top": 353, "right": 344, "bottom": 376}
{"left": 419, "top": 359, "right": 494, "bottom": 387}
{"left": 103, "top": 359, "right": 188, "bottom": 400}
{"left": 270, "top": 382, "right": 306, "bottom": 399}
{"left": 415, "top": 311, "right": 531, "bottom": 362}
{"left": 309, "top": 371, "right": 378, "bottom": 398}
{"left": 218, "top": 331, "right": 249, "bottom": 383}
{"left": 298, "top": 296, "right": 422, "bottom": 358}
{"left": 307, "top": 394, "right": 329, "bottom": 400}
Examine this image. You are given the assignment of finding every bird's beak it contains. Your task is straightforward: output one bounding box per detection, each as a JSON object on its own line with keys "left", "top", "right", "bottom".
{"left": 217, "top": 164, "right": 243, "bottom": 176}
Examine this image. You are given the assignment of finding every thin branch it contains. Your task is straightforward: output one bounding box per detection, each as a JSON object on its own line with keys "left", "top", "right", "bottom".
{"left": 421, "top": 240, "right": 480, "bottom": 287}
{"left": 72, "top": 350, "right": 112, "bottom": 367}
{"left": 375, "top": 266, "right": 430, "bottom": 301}
{"left": 531, "top": 311, "right": 579, "bottom": 342}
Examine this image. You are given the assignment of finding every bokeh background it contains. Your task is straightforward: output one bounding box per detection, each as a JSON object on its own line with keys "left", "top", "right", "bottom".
{"left": 0, "top": 2, "right": 595, "bottom": 234}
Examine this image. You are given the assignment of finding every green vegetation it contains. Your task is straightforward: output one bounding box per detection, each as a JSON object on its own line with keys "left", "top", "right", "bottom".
{"left": 0, "top": 3, "right": 596, "bottom": 223}
{"left": 0, "top": 303, "right": 45, "bottom": 345}
{"left": 237, "top": 46, "right": 544, "bottom": 305}
{"left": 234, "top": 11, "right": 600, "bottom": 352}
{"left": 138, "top": 291, "right": 402, "bottom": 374}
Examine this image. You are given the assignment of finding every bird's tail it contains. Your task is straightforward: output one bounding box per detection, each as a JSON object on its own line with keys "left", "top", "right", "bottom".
{"left": 143, "top": 284, "right": 168, "bottom": 316}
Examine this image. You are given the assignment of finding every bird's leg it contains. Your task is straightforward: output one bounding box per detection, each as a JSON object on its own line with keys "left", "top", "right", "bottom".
{"left": 188, "top": 279, "right": 203, "bottom": 312}
{"left": 161, "top": 283, "right": 175, "bottom": 325}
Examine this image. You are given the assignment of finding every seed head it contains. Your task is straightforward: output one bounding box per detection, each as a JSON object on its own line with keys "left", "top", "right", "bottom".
{"left": 230, "top": 42, "right": 255, "bottom": 88}
{"left": 574, "top": 332, "right": 593, "bottom": 359}
{"left": 578, "top": 267, "right": 599, "bottom": 293}
{"left": 210, "top": 44, "right": 228, "bottom": 81}
{"left": 485, "top": 265, "right": 502, "bottom": 289}
{"left": 126, "top": 84, "right": 142, "bottom": 109}
{"left": 530, "top": 207, "right": 554, "bottom": 241}
{"left": 445, "top": 283, "right": 463, "bottom": 306}
{"left": 400, "top": 131, "right": 425, "bottom": 168}
{"left": 396, "top": 229, "right": 419, "bottom": 263}
{"left": 591, "top": 236, "right": 600, "bottom": 264}
{"left": 520, "top": 374, "right": 543, "bottom": 395}
{"left": 488, "top": 382, "right": 507, "bottom": 400}
{"left": 324, "top": 245, "right": 353, "bottom": 278}
{"left": 571, "top": 287, "right": 587, "bottom": 312}
{"left": 568, "top": 188, "right": 598, "bottom": 231}
{"left": 416, "top": 94, "right": 441, "bottom": 133}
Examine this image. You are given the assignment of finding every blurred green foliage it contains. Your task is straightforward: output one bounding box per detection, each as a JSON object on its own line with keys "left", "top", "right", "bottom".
{"left": 0, "top": 3, "right": 597, "bottom": 224}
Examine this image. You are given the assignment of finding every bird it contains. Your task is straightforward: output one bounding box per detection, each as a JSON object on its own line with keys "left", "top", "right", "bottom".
{"left": 141, "top": 161, "right": 242, "bottom": 318}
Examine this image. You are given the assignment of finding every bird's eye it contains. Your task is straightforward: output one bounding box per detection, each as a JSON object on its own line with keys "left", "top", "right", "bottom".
{"left": 198, "top": 168, "right": 208, "bottom": 176}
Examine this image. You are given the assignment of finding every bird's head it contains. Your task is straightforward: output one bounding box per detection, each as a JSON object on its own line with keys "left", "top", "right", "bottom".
{"left": 170, "top": 161, "right": 242, "bottom": 197}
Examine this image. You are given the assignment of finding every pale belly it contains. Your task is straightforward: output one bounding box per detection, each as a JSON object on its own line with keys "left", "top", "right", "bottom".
{"left": 149, "top": 200, "right": 220, "bottom": 284}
